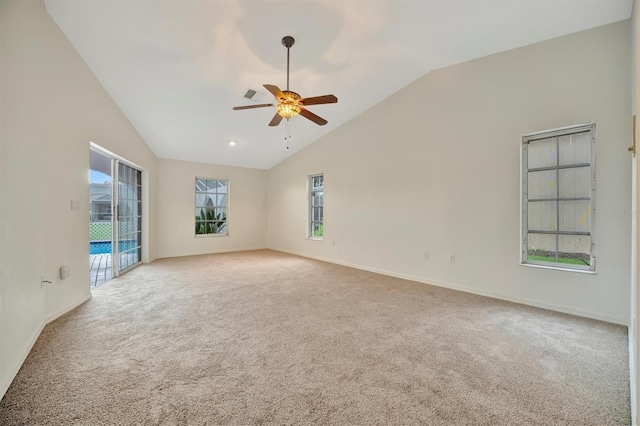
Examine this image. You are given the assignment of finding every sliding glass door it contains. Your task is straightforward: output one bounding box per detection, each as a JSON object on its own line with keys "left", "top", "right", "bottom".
{"left": 113, "top": 160, "right": 142, "bottom": 275}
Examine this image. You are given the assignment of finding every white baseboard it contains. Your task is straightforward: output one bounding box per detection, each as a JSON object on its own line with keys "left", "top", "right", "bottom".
{"left": 631, "top": 331, "right": 638, "bottom": 426}
{"left": 270, "top": 247, "right": 627, "bottom": 326}
{"left": 0, "top": 292, "right": 92, "bottom": 400}
{"left": 0, "top": 321, "right": 45, "bottom": 400}
{"left": 46, "top": 292, "right": 92, "bottom": 323}
{"left": 157, "top": 246, "right": 268, "bottom": 260}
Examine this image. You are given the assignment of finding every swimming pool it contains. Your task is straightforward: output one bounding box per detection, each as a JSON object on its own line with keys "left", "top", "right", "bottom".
{"left": 90, "top": 240, "right": 137, "bottom": 255}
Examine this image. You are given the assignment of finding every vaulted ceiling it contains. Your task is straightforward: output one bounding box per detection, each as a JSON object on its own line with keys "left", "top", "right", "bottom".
{"left": 45, "top": 0, "right": 632, "bottom": 169}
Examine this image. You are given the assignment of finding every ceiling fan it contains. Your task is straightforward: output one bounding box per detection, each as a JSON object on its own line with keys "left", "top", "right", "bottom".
{"left": 232, "top": 36, "right": 338, "bottom": 127}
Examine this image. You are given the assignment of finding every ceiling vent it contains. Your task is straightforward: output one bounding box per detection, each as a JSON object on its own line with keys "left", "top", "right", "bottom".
{"left": 241, "top": 89, "right": 265, "bottom": 103}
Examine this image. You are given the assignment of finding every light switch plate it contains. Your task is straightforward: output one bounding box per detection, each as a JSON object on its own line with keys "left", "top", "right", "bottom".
{"left": 60, "top": 265, "right": 70, "bottom": 280}
{"left": 71, "top": 200, "right": 80, "bottom": 211}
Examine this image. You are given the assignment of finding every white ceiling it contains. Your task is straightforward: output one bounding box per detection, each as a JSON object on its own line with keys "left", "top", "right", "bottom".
{"left": 45, "top": 0, "right": 632, "bottom": 170}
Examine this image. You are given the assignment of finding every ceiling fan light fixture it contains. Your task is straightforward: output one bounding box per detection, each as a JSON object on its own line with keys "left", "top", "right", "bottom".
{"left": 276, "top": 102, "right": 301, "bottom": 118}
{"left": 276, "top": 91, "right": 302, "bottom": 118}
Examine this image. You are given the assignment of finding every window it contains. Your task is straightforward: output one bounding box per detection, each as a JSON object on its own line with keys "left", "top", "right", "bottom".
{"left": 195, "top": 178, "right": 228, "bottom": 236}
{"left": 309, "top": 174, "right": 324, "bottom": 238}
{"left": 91, "top": 201, "right": 111, "bottom": 221}
{"left": 521, "top": 123, "right": 595, "bottom": 272}
{"left": 89, "top": 182, "right": 112, "bottom": 221}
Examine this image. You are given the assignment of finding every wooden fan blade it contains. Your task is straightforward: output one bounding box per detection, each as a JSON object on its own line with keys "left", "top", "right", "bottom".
{"left": 233, "top": 103, "right": 274, "bottom": 110}
{"left": 263, "top": 84, "right": 285, "bottom": 100}
{"left": 300, "top": 94, "right": 338, "bottom": 106}
{"left": 269, "top": 113, "right": 283, "bottom": 127}
{"left": 299, "top": 108, "right": 328, "bottom": 126}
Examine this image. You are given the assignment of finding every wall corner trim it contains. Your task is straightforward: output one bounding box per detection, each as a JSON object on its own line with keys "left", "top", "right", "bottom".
{"left": 630, "top": 331, "right": 637, "bottom": 426}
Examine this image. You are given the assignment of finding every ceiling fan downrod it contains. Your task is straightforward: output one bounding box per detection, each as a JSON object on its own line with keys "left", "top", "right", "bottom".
{"left": 282, "top": 36, "right": 295, "bottom": 91}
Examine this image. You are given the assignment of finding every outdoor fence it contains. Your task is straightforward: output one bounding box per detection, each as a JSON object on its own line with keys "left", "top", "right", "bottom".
{"left": 90, "top": 222, "right": 111, "bottom": 241}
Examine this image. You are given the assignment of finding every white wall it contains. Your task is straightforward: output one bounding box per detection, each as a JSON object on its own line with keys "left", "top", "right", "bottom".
{"left": 268, "top": 21, "right": 632, "bottom": 325}
{"left": 0, "top": 0, "right": 632, "bottom": 405}
{"left": 632, "top": 1, "right": 639, "bottom": 424}
{"left": 0, "top": 0, "right": 158, "bottom": 399}
{"left": 156, "top": 159, "right": 267, "bottom": 258}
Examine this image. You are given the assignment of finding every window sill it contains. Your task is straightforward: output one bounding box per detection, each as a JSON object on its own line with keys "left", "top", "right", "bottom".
{"left": 520, "top": 262, "right": 595, "bottom": 275}
{"left": 307, "top": 237, "right": 323, "bottom": 241}
{"left": 195, "top": 234, "right": 229, "bottom": 238}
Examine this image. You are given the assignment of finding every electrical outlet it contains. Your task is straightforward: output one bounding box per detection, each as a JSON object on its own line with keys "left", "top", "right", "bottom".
{"left": 41, "top": 277, "right": 52, "bottom": 288}
{"left": 450, "top": 255, "right": 456, "bottom": 264}
{"left": 424, "top": 251, "right": 429, "bottom": 260}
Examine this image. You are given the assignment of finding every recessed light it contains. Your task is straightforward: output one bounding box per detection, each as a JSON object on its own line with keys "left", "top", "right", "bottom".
{"left": 228, "top": 140, "right": 237, "bottom": 146}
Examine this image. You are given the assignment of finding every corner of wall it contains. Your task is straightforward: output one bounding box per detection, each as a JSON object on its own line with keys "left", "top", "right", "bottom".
{"left": 632, "top": 0, "right": 639, "bottom": 422}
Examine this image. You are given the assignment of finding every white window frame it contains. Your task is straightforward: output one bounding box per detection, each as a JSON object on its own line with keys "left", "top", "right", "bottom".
{"left": 195, "top": 177, "right": 229, "bottom": 237}
{"left": 308, "top": 173, "right": 324, "bottom": 240}
{"left": 521, "top": 123, "right": 596, "bottom": 273}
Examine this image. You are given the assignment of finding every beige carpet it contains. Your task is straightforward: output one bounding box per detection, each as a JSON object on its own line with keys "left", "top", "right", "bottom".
{"left": 0, "top": 250, "right": 630, "bottom": 425}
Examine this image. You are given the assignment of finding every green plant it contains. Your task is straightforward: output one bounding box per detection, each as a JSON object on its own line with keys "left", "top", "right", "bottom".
{"left": 527, "top": 255, "right": 588, "bottom": 266}
{"left": 195, "top": 209, "right": 227, "bottom": 235}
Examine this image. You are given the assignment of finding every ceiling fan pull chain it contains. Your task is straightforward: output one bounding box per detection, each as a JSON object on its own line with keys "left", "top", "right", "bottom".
{"left": 284, "top": 118, "right": 291, "bottom": 149}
